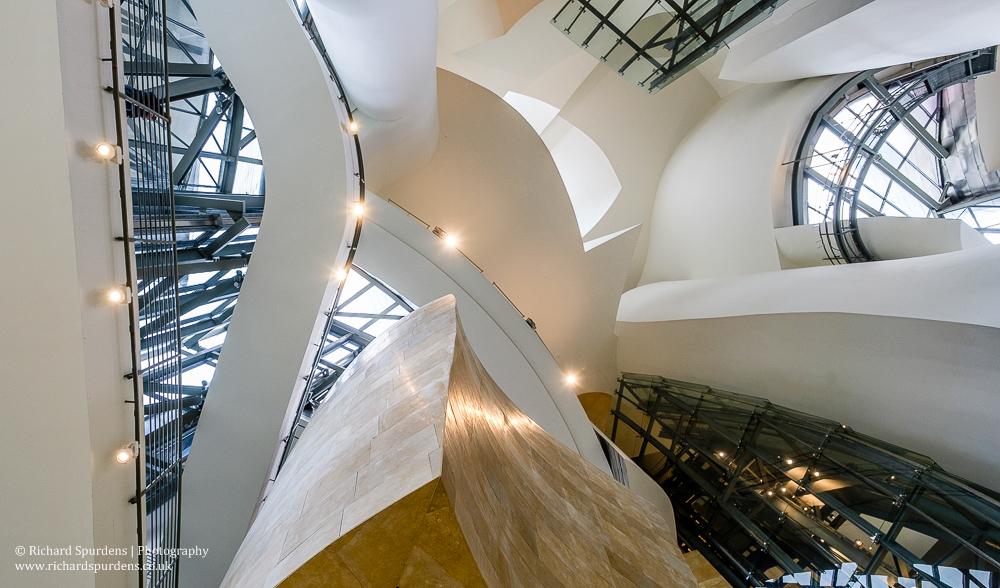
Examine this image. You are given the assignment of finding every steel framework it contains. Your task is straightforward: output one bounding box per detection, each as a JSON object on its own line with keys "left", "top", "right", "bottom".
{"left": 553, "top": 0, "right": 787, "bottom": 94}
{"left": 791, "top": 48, "right": 998, "bottom": 263}
{"left": 609, "top": 374, "right": 1000, "bottom": 588}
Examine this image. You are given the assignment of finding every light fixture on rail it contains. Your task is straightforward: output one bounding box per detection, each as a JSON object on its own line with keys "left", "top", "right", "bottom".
{"left": 786, "top": 458, "right": 794, "bottom": 465}
{"left": 106, "top": 286, "right": 127, "bottom": 305}
{"left": 565, "top": 374, "right": 576, "bottom": 385}
{"left": 116, "top": 441, "right": 139, "bottom": 464}
{"left": 335, "top": 267, "right": 348, "bottom": 281}
{"left": 95, "top": 141, "right": 120, "bottom": 163}
{"left": 352, "top": 202, "right": 364, "bottom": 217}
{"left": 349, "top": 120, "right": 358, "bottom": 134}
{"left": 432, "top": 226, "right": 458, "bottom": 248}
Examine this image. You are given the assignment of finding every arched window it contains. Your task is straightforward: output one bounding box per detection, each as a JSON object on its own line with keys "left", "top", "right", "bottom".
{"left": 792, "top": 48, "right": 999, "bottom": 263}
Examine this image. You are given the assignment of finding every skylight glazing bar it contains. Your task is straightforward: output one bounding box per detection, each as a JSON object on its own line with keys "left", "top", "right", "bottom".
{"left": 553, "top": 0, "right": 787, "bottom": 94}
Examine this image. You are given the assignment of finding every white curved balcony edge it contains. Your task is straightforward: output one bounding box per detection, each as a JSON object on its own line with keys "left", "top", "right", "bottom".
{"left": 358, "top": 194, "right": 612, "bottom": 476}
{"left": 619, "top": 244, "right": 1000, "bottom": 330}
{"left": 178, "top": 0, "right": 355, "bottom": 586}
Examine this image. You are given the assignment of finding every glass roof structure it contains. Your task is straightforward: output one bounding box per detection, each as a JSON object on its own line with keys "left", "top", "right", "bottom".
{"left": 609, "top": 374, "right": 1000, "bottom": 588}
{"left": 793, "top": 49, "right": 1000, "bottom": 263}
{"left": 553, "top": 0, "right": 787, "bottom": 94}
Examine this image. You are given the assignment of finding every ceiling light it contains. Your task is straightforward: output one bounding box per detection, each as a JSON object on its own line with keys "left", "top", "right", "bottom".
{"left": 813, "top": 471, "right": 821, "bottom": 477}
{"left": 445, "top": 235, "right": 458, "bottom": 247}
{"left": 780, "top": 487, "right": 786, "bottom": 493}
{"left": 855, "top": 540, "right": 864, "bottom": 547}
{"left": 335, "top": 268, "right": 347, "bottom": 280}
{"left": 766, "top": 490, "right": 774, "bottom": 496}
{"left": 106, "top": 286, "right": 126, "bottom": 304}
{"left": 718, "top": 452, "right": 726, "bottom": 458}
{"left": 565, "top": 374, "right": 576, "bottom": 385}
{"left": 352, "top": 202, "right": 364, "bottom": 217}
{"left": 786, "top": 459, "right": 793, "bottom": 465}
{"left": 116, "top": 441, "right": 139, "bottom": 464}
{"left": 349, "top": 121, "right": 358, "bottom": 134}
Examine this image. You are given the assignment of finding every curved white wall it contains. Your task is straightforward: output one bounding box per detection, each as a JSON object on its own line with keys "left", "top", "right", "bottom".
{"left": 356, "top": 195, "right": 612, "bottom": 474}
{"left": 622, "top": 245, "right": 1000, "bottom": 329}
{"left": 438, "top": 0, "right": 722, "bottom": 287}
{"left": 179, "top": 0, "right": 353, "bottom": 585}
{"left": 722, "top": 0, "right": 1000, "bottom": 83}
{"left": 775, "top": 217, "right": 991, "bottom": 268}
{"left": 616, "top": 313, "right": 1000, "bottom": 491}
{"left": 380, "top": 69, "right": 639, "bottom": 394}
{"left": 640, "top": 76, "right": 841, "bottom": 283}
{"left": 974, "top": 70, "right": 1000, "bottom": 174}
{"left": 309, "top": 0, "right": 440, "bottom": 190}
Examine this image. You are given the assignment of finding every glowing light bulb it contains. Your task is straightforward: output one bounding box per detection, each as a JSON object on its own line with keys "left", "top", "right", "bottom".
{"left": 767, "top": 490, "right": 774, "bottom": 496}
{"left": 445, "top": 235, "right": 458, "bottom": 247}
{"left": 335, "top": 268, "right": 347, "bottom": 280}
{"left": 566, "top": 374, "right": 576, "bottom": 385}
{"left": 786, "top": 458, "right": 793, "bottom": 465}
{"left": 116, "top": 442, "right": 138, "bottom": 464}
{"left": 96, "top": 142, "right": 115, "bottom": 159}
{"left": 813, "top": 471, "right": 821, "bottom": 477}
{"left": 107, "top": 287, "right": 126, "bottom": 304}
{"left": 349, "top": 121, "right": 358, "bottom": 134}
{"left": 780, "top": 487, "right": 787, "bottom": 493}
{"left": 718, "top": 452, "right": 726, "bottom": 458}
{"left": 352, "top": 202, "right": 364, "bottom": 217}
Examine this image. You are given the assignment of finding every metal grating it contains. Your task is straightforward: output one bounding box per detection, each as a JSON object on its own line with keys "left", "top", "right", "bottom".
{"left": 108, "top": 0, "right": 182, "bottom": 584}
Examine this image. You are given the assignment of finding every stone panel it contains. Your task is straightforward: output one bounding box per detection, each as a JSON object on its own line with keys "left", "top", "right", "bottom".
{"left": 221, "top": 294, "right": 697, "bottom": 588}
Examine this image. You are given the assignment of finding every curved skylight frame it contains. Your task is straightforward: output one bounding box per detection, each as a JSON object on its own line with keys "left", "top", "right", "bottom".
{"left": 792, "top": 49, "right": 999, "bottom": 263}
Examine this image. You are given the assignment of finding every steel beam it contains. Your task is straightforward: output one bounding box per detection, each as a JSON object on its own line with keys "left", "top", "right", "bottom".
{"left": 862, "top": 77, "right": 949, "bottom": 159}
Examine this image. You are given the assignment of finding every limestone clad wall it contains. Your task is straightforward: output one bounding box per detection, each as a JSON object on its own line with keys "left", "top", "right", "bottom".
{"left": 221, "top": 294, "right": 697, "bottom": 588}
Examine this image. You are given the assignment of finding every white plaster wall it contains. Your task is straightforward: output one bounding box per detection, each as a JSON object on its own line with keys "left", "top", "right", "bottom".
{"left": 621, "top": 245, "right": 1000, "bottom": 329}
{"left": 640, "top": 76, "right": 842, "bottom": 283}
{"left": 0, "top": 2, "right": 97, "bottom": 586}
{"left": 310, "top": 0, "right": 440, "bottom": 191}
{"left": 55, "top": 1, "right": 147, "bottom": 585}
{"left": 722, "top": 0, "right": 1000, "bottom": 83}
{"left": 974, "top": 70, "right": 1000, "bottom": 174}
{"left": 357, "top": 197, "right": 612, "bottom": 474}
{"left": 438, "top": 0, "right": 722, "bottom": 288}
{"left": 775, "top": 217, "right": 991, "bottom": 269}
{"left": 616, "top": 313, "right": 1000, "bottom": 491}
{"left": 179, "top": 0, "right": 353, "bottom": 585}
{"left": 380, "top": 69, "right": 638, "bottom": 394}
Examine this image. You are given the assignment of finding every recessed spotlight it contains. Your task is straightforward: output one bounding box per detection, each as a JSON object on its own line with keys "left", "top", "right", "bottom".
{"left": 445, "top": 235, "right": 458, "bottom": 247}
{"left": 718, "top": 452, "right": 726, "bottom": 458}
{"left": 566, "top": 374, "right": 576, "bottom": 385}
{"left": 786, "top": 458, "right": 793, "bottom": 465}
{"left": 813, "top": 471, "right": 821, "bottom": 477}
{"left": 780, "top": 487, "right": 786, "bottom": 493}
{"left": 766, "top": 490, "right": 774, "bottom": 496}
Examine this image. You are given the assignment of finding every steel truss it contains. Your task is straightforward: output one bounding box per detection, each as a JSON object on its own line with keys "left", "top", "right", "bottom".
{"left": 553, "top": 0, "right": 787, "bottom": 94}
{"left": 609, "top": 374, "right": 1000, "bottom": 588}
